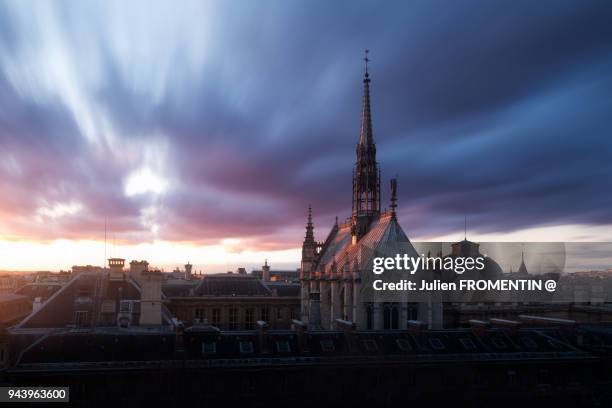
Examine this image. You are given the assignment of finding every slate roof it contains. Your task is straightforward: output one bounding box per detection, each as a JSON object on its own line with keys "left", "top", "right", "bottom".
{"left": 194, "top": 275, "right": 272, "bottom": 297}
{"left": 263, "top": 282, "right": 300, "bottom": 297}
{"left": 9, "top": 325, "right": 597, "bottom": 371}
{"left": 316, "top": 213, "right": 418, "bottom": 275}
{"left": 15, "top": 283, "right": 62, "bottom": 301}
{"left": 16, "top": 272, "right": 157, "bottom": 329}
{"left": 162, "top": 280, "right": 198, "bottom": 297}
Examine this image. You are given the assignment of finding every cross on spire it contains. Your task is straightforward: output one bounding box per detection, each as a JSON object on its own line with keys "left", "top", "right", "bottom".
{"left": 364, "top": 49, "right": 370, "bottom": 76}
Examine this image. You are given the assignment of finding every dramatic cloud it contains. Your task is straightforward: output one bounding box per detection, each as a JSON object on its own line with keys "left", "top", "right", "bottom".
{"left": 1, "top": 0, "right": 611, "bottom": 257}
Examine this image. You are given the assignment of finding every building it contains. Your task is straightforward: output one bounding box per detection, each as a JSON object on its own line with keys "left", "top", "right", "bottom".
{"left": 0, "top": 274, "right": 25, "bottom": 294}
{"left": 164, "top": 262, "right": 300, "bottom": 330}
{"left": 2, "top": 316, "right": 611, "bottom": 406}
{"left": 300, "top": 59, "right": 434, "bottom": 330}
{"left": 250, "top": 261, "right": 299, "bottom": 283}
{"left": 0, "top": 294, "right": 31, "bottom": 326}
{"left": 14, "top": 258, "right": 173, "bottom": 330}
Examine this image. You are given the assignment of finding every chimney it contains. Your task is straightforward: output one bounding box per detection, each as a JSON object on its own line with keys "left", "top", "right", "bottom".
{"left": 32, "top": 297, "right": 43, "bottom": 313}
{"left": 108, "top": 258, "right": 126, "bottom": 281}
{"left": 262, "top": 260, "right": 271, "bottom": 282}
{"left": 129, "top": 260, "right": 149, "bottom": 285}
{"left": 139, "top": 270, "right": 163, "bottom": 326}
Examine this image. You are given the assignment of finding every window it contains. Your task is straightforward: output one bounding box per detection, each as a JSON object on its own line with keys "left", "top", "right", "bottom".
{"left": 429, "top": 338, "right": 445, "bottom": 350}
{"left": 460, "top": 338, "right": 476, "bottom": 350}
{"left": 211, "top": 308, "right": 221, "bottom": 326}
{"left": 239, "top": 341, "right": 254, "bottom": 354}
{"left": 74, "top": 311, "right": 89, "bottom": 327}
{"left": 195, "top": 308, "right": 205, "bottom": 320}
{"left": 119, "top": 301, "right": 132, "bottom": 313}
{"left": 276, "top": 308, "right": 283, "bottom": 320}
{"left": 229, "top": 308, "right": 239, "bottom": 330}
{"left": 366, "top": 305, "right": 373, "bottom": 330}
{"left": 407, "top": 304, "right": 418, "bottom": 321}
{"left": 319, "top": 339, "right": 335, "bottom": 352}
{"left": 276, "top": 340, "right": 291, "bottom": 353}
{"left": 261, "top": 307, "right": 270, "bottom": 322}
{"left": 384, "top": 306, "right": 391, "bottom": 330}
{"left": 78, "top": 288, "right": 90, "bottom": 297}
{"left": 396, "top": 338, "right": 412, "bottom": 352}
{"left": 245, "top": 309, "right": 254, "bottom": 330}
{"left": 521, "top": 337, "right": 538, "bottom": 349}
{"left": 201, "top": 341, "right": 216, "bottom": 355}
{"left": 362, "top": 339, "right": 379, "bottom": 352}
{"left": 290, "top": 308, "right": 296, "bottom": 320}
{"left": 491, "top": 337, "right": 507, "bottom": 349}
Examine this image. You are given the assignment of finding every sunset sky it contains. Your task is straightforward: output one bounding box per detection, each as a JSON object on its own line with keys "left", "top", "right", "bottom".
{"left": 1, "top": 1, "right": 611, "bottom": 271}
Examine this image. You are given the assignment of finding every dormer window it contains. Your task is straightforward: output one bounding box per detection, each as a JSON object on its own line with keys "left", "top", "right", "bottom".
{"left": 239, "top": 341, "right": 254, "bottom": 354}
{"left": 276, "top": 340, "right": 291, "bottom": 353}
{"left": 202, "top": 341, "right": 217, "bottom": 355}
{"left": 319, "top": 339, "right": 335, "bottom": 352}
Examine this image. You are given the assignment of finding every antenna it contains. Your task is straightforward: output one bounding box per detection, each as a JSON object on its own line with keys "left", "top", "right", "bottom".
{"left": 104, "top": 219, "right": 107, "bottom": 269}
{"left": 464, "top": 215, "right": 467, "bottom": 240}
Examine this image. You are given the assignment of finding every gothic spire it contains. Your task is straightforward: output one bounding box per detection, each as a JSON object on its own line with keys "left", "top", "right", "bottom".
{"left": 359, "top": 49, "right": 374, "bottom": 149}
{"left": 352, "top": 49, "right": 380, "bottom": 219}
{"left": 305, "top": 204, "right": 315, "bottom": 242}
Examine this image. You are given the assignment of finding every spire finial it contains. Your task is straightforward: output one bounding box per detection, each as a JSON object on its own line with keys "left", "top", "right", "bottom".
{"left": 304, "top": 205, "right": 315, "bottom": 242}
{"left": 464, "top": 215, "right": 467, "bottom": 240}
{"left": 364, "top": 49, "right": 370, "bottom": 77}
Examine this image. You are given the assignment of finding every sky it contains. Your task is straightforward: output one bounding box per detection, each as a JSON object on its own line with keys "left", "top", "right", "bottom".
{"left": 0, "top": 0, "right": 611, "bottom": 271}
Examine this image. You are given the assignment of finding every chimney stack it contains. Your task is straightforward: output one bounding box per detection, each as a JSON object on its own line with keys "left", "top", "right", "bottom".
{"left": 139, "top": 270, "right": 163, "bottom": 326}
{"left": 262, "top": 259, "right": 271, "bottom": 282}
{"left": 184, "top": 262, "right": 193, "bottom": 280}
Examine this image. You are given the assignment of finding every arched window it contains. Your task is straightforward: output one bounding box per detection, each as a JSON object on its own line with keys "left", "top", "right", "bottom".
{"left": 391, "top": 307, "right": 399, "bottom": 329}
{"left": 383, "top": 303, "right": 399, "bottom": 330}
{"left": 383, "top": 305, "right": 391, "bottom": 330}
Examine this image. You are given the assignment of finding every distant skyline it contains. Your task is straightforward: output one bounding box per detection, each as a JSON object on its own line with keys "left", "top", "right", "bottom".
{"left": 1, "top": 1, "right": 612, "bottom": 270}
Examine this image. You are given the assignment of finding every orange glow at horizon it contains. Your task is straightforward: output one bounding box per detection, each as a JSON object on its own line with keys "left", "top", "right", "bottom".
{"left": 1, "top": 223, "right": 611, "bottom": 272}
{"left": 0, "top": 238, "right": 301, "bottom": 272}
